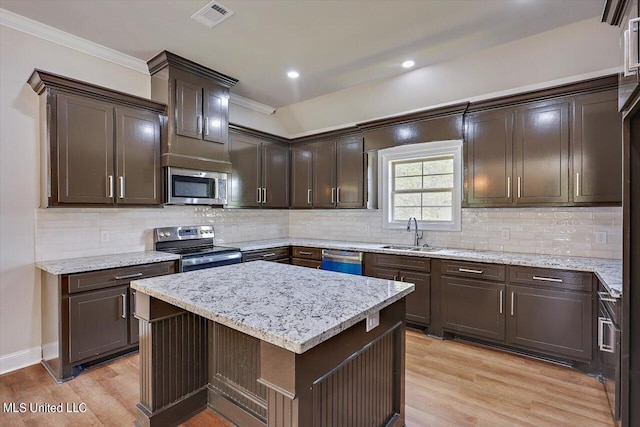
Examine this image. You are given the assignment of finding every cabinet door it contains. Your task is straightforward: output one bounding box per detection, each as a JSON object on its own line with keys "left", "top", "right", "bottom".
{"left": 115, "top": 107, "right": 162, "bottom": 205}
{"left": 336, "top": 136, "right": 364, "bottom": 208}
{"left": 312, "top": 141, "right": 336, "bottom": 208}
{"left": 69, "top": 286, "right": 129, "bottom": 363}
{"left": 291, "top": 146, "right": 313, "bottom": 208}
{"left": 506, "top": 285, "right": 592, "bottom": 360}
{"left": 466, "top": 108, "right": 514, "bottom": 206}
{"left": 203, "top": 84, "right": 228, "bottom": 144}
{"left": 514, "top": 100, "right": 570, "bottom": 204}
{"left": 262, "top": 142, "right": 289, "bottom": 208}
{"left": 129, "top": 287, "right": 139, "bottom": 344}
{"left": 619, "top": 0, "right": 640, "bottom": 111}
{"left": 572, "top": 90, "right": 622, "bottom": 204}
{"left": 175, "top": 79, "right": 202, "bottom": 140}
{"left": 441, "top": 276, "right": 505, "bottom": 341}
{"left": 56, "top": 93, "right": 114, "bottom": 204}
{"left": 399, "top": 270, "right": 431, "bottom": 326}
{"left": 229, "top": 134, "right": 261, "bottom": 207}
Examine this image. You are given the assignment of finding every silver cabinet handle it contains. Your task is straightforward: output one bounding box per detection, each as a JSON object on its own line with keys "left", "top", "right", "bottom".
{"left": 625, "top": 29, "right": 633, "bottom": 76}
{"left": 114, "top": 272, "right": 143, "bottom": 280}
{"left": 307, "top": 188, "right": 312, "bottom": 204}
{"left": 263, "top": 188, "right": 267, "bottom": 204}
{"left": 107, "top": 175, "right": 114, "bottom": 198}
{"left": 121, "top": 293, "right": 127, "bottom": 319}
{"left": 598, "top": 291, "right": 618, "bottom": 303}
{"left": 510, "top": 292, "right": 515, "bottom": 316}
{"left": 459, "top": 268, "right": 483, "bottom": 274}
{"left": 331, "top": 187, "right": 336, "bottom": 204}
{"left": 499, "top": 290, "right": 503, "bottom": 314}
{"left": 400, "top": 276, "right": 405, "bottom": 282}
{"left": 299, "top": 251, "right": 313, "bottom": 255}
{"left": 336, "top": 187, "right": 341, "bottom": 204}
{"left": 532, "top": 276, "right": 563, "bottom": 283}
{"left": 393, "top": 275, "right": 398, "bottom": 281}
{"left": 507, "top": 176, "right": 511, "bottom": 198}
{"left": 197, "top": 116, "right": 202, "bottom": 135}
{"left": 132, "top": 290, "right": 136, "bottom": 316}
{"left": 517, "top": 176, "right": 521, "bottom": 198}
{"left": 575, "top": 172, "right": 580, "bottom": 197}
{"left": 598, "top": 317, "right": 615, "bottom": 353}
{"left": 629, "top": 17, "right": 640, "bottom": 70}
{"left": 262, "top": 253, "right": 276, "bottom": 258}
{"left": 257, "top": 187, "right": 262, "bottom": 203}
{"left": 204, "top": 117, "right": 209, "bottom": 136}
{"left": 118, "top": 176, "right": 125, "bottom": 199}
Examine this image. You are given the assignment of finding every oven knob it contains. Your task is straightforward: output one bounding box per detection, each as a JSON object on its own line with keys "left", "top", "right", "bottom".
{"left": 159, "top": 232, "right": 166, "bottom": 238}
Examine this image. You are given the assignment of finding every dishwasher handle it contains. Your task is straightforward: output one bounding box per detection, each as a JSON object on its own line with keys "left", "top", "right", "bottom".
{"left": 321, "top": 249, "right": 364, "bottom": 263}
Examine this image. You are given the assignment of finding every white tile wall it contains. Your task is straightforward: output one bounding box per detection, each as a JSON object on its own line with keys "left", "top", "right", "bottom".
{"left": 289, "top": 207, "right": 623, "bottom": 259}
{"left": 35, "top": 206, "right": 623, "bottom": 261}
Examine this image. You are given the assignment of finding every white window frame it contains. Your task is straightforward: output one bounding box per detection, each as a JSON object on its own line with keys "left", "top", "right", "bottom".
{"left": 379, "top": 140, "right": 463, "bottom": 231}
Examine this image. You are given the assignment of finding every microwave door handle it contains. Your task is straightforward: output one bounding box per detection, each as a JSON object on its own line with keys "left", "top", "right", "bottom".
{"left": 213, "top": 178, "right": 219, "bottom": 200}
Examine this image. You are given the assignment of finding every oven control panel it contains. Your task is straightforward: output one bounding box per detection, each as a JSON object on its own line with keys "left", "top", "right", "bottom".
{"left": 155, "top": 225, "right": 214, "bottom": 242}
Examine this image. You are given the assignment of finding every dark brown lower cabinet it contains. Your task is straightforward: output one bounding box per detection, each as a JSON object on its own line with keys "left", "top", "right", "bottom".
{"left": 242, "top": 247, "right": 290, "bottom": 263}
{"left": 290, "top": 246, "right": 322, "bottom": 269}
{"left": 69, "top": 286, "right": 129, "bottom": 363}
{"left": 441, "top": 276, "right": 505, "bottom": 342}
{"left": 506, "top": 285, "right": 592, "bottom": 360}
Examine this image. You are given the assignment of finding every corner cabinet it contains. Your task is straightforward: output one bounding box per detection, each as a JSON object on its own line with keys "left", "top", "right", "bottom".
{"left": 228, "top": 129, "right": 289, "bottom": 208}
{"left": 28, "top": 70, "right": 165, "bottom": 207}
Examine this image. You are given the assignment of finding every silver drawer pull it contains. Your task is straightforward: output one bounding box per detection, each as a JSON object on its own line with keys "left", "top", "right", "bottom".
{"left": 299, "top": 251, "right": 313, "bottom": 256}
{"left": 459, "top": 268, "right": 483, "bottom": 274}
{"left": 114, "top": 272, "right": 143, "bottom": 280}
{"left": 262, "top": 253, "right": 276, "bottom": 257}
{"left": 532, "top": 276, "right": 563, "bottom": 283}
{"left": 121, "top": 293, "right": 127, "bottom": 319}
{"left": 598, "top": 291, "right": 618, "bottom": 303}
{"left": 598, "top": 317, "right": 615, "bottom": 353}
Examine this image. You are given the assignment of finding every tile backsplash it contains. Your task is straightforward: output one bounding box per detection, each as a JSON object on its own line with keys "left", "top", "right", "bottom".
{"left": 35, "top": 206, "right": 622, "bottom": 261}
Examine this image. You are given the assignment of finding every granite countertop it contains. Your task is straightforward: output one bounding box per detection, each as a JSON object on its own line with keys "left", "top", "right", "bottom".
{"left": 233, "top": 238, "right": 622, "bottom": 297}
{"left": 131, "top": 261, "right": 414, "bottom": 354}
{"left": 36, "top": 251, "right": 180, "bottom": 275}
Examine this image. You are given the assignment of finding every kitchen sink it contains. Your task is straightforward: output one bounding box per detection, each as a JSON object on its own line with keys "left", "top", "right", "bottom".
{"left": 381, "top": 245, "right": 438, "bottom": 252}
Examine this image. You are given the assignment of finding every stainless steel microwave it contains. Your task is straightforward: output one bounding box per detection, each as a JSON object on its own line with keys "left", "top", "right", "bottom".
{"left": 165, "top": 167, "right": 228, "bottom": 206}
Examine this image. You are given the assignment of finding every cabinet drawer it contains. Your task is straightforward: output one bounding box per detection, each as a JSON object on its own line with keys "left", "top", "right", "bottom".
{"left": 292, "top": 246, "right": 322, "bottom": 260}
{"left": 291, "top": 258, "right": 322, "bottom": 269}
{"left": 67, "top": 261, "right": 176, "bottom": 294}
{"left": 365, "top": 253, "right": 430, "bottom": 273}
{"left": 597, "top": 281, "right": 620, "bottom": 325}
{"left": 508, "top": 266, "right": 592, "bottom": 292}
{"left": 441, "top": 260, "right": 505, "bottom": 282}
{"left": 243, "top": 247, "right": 290, "bottom": 262}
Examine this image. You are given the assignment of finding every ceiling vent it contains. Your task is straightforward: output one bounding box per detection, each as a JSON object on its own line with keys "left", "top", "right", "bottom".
{"left": 191, "top": 1, "right": 234, "bottom": 29}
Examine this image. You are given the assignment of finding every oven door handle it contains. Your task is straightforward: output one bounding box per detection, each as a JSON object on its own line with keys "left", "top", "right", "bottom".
{"left": 181, "top": 252, "right": 242, "bottom": 267}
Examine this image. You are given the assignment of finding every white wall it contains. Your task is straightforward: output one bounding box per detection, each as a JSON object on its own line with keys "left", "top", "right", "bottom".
{"left": 275, "top": 17, "right": 622, "bottom": 137}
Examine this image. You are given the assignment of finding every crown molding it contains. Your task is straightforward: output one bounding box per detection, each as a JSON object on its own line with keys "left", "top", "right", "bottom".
{"left": 146, "top": 50, "right": 238, "bottom": 88}
{"left": 229, "top": 93, "right": 276, "bottom": 115}
{"left": 0, "top": 8, "right": 148, "bottom": 74}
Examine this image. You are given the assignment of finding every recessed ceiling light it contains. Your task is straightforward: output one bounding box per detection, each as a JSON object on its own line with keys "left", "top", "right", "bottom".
{"left": 402, "top": 60, "right": 415, "bottom": 69}
{"left": 287, "top": 71, "right": 300, "bottom": 79}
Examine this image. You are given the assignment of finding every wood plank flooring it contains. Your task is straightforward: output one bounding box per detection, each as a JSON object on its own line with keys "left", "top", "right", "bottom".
{"left": 0, "top": 330, "right": 614, "bottom": 427}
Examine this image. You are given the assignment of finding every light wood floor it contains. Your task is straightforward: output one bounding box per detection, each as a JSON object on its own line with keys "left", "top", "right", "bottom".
{"left": 0, "top": 330, "right": 614, "bottom": 427}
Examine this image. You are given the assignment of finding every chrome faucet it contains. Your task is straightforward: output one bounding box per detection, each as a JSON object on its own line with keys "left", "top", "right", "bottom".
{"left": 406, "top": 217, "right": 424, "bottom": 247}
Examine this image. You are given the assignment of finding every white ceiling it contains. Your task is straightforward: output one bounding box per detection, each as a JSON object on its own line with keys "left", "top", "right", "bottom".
{"left": 1, "top": 0, "right": 604, "bottom": 109}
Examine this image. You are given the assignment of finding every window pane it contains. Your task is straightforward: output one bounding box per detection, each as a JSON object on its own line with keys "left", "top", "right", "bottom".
{"left": 423, "top": 174, "right": 453, "bottom": 189}
{"left": 395, "top": 162, "right": 422, "bottom": 177}
{"left": 394, "top": 207, "right": 421, "bottom": 220}
{"left": 395, "top": 176, "right": 422, "bottom": 190}
{"left": 394, "top": 193, "right": 421, "bottom": 207}
{"left": 422, "top": 207, "right": 452, "bottom": 221}
{"left": 423, "top": 158, "right": 453, "bottom": 174}
{"left": 422, "top": 191, "right": 452, "bottom": 207}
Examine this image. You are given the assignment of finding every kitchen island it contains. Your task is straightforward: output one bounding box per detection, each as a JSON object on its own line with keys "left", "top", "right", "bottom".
{"left": 131, "top": 261, "right": 414, "bottom": 427}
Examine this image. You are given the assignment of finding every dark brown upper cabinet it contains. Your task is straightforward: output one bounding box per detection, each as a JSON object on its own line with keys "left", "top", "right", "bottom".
{"left": 291, "top": 135, "right": 364, "bottom": 209}
{"left": 514, "top": 99, "right": 570, "bottom": 205}
{"left": 28, "top": 70, "right": 165, "bottom": 207}
{"left": 571, "top": 90, "right": 622, "bottom": 204}
{"left": 148, "top": 51, "right": 238, "bottom": 173}
{"left": 228, "top": 130, "right": 289, "bottom": 208}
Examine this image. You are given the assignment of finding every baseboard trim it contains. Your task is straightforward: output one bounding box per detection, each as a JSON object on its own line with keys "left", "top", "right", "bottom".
{"left": 0, "top": 346, "right": 41, "bottom": 375}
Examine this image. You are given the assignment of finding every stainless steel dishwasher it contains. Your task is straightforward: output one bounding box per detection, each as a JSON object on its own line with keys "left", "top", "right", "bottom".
{"left": 321, "top": 249, "right": 364, "bottom": 275}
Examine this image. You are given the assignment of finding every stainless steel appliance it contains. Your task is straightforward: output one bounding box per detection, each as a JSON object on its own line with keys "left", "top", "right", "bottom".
{"left": 154, "top": 225, "right": 241, "bottom": 272}
{"left": 165, "top": 167, "right": 228, "bottom": 206}
{"left": 321, "top": 249, "right": 363, "bottom": 275}
{"left": 598, "top": 288, "right": 621, "bottom": 422}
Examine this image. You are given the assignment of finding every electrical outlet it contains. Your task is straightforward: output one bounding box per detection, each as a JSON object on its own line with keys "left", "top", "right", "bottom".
{"left": 595, "top": 231, "right": 607, "bottom": 244}
{"left": 501, "top": 229, "right": 510, "bottom": 240}
{"left": 366, "top": 311, "right": 379, "bottom": 332}
{"left": 100, "top": 230, "right": 110, "bottom": 243}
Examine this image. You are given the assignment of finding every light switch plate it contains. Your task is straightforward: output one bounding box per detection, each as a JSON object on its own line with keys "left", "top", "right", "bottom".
{"left": 595, "top": 231, "right": 607, "bottom": 244}
{"left": 501, "top": 229, "right": 510, "bottom": 240}
{"left": 100, "top": 230, "right": 110, "bottom": 243}
{"left": 366, "top": 311, "right": 380, "bottom": 332}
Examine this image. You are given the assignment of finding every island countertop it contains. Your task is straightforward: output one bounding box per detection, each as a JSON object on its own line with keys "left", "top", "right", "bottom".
{"left": 131, "top": 261, "right": 414, "bottom": 354}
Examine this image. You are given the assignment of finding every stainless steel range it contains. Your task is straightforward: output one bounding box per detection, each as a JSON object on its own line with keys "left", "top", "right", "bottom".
{"left": 154, "top": 225, "right": 241, "bottom": 272}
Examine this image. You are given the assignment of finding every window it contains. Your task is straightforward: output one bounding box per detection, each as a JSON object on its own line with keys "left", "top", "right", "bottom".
{"left": 380, "top": 140, "right": 462, "bottom": 231}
